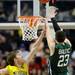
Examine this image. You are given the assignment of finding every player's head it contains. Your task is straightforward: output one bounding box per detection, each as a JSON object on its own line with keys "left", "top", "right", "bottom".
{"left": 55, "top": 30, "right": 66, "bottom": 43}
{"left": 7, "top": 50, "right": 24, "bottom": 66}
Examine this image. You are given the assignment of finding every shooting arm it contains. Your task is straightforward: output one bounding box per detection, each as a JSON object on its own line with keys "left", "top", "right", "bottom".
{"left": 46, "top": 24, "right": 55, "bottom": 56}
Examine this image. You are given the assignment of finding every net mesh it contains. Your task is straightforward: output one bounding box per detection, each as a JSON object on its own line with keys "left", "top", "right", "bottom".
{"left": 18, "top": 16, "right": 44, "bottom": 41}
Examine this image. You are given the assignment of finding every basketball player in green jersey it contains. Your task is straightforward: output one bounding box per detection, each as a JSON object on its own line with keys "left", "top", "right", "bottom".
{"left": 46, "top": 6, "right": 72, "bottom": 75}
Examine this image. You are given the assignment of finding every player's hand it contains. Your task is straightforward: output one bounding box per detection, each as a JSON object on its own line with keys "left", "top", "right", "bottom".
{"left": 48, "top": 6, "right": 58, "bottom": 18}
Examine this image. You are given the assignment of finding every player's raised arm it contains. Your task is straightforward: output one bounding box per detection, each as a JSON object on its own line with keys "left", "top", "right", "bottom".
{"left": 25, "top": 27, "right": 45, "bottom": 64}
{"left": 50, "top": 6, "right": 71, "bottom": 45}
{"left": 46, "top": 23, "right": 55, "bottom": 56}
{"left": 45, "top": 6, "right": 59, "bottom": 56}
{"left": 48, "top": 6, "right": 61, "bottom": 32}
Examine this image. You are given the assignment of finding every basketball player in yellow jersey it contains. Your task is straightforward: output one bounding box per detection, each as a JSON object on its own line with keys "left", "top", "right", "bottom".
{"left": 0, "top": 28, "right": 45, "bottom": 75}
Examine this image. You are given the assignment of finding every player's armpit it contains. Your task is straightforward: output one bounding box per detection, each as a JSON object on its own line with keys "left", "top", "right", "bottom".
{"left": 48, "top": 40, "right": 55, "bottom": 56}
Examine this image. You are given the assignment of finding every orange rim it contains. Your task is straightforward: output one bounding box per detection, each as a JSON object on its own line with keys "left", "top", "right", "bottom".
{"left": 18, "top": 16, "right": 43, "bottom": 19}
{"left": 18, "top": 16, "right": 43, "bottom": 27}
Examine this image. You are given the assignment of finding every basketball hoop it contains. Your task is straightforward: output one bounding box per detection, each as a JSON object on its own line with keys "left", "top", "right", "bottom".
{"left": 18, "top": 16, "right": 45, "bottom": 41}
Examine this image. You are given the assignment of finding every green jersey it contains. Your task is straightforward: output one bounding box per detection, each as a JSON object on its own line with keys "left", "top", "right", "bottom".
{"left": 50, "top": 42, "right": 71, "bottom": 75}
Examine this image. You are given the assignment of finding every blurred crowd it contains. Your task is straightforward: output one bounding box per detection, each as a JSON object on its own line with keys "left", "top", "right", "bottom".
{"left": 0, "top": 0, "right": 75, "bottom": 75}
{"left": 0, "top": 1, "right": 75, "bottom": 22}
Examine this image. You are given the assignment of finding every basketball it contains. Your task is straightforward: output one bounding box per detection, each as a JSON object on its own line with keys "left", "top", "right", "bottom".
{"left": 39, "top": 0, "right": 49, "bottom": 4}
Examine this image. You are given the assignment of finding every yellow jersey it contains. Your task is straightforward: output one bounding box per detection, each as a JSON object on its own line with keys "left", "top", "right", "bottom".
{"left": 5, "top": 64, "right": 29, "bottom": 75}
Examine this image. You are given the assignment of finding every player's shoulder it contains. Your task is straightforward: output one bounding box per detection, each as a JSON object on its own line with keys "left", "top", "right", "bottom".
{"left": 64, "top": 38, "right": 72, "bottom": 47}
{"left": 22, "top": 63, "right": 28, "bottom": 68}
{"left": 6, "top": 65, "right": 17, "bottom": 71}
{"left": 55, "top": 40, "right": 61, "bottom": 47}
{"left": 55, "top": 39, "right": 71, "bottom": 48}
{"left": 6, "top": 65, "right": 11, "bottom": 69}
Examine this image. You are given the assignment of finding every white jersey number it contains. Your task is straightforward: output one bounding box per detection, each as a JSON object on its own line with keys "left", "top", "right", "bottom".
{"left": 57, "top": 54, "right": 69, "bottom": 67}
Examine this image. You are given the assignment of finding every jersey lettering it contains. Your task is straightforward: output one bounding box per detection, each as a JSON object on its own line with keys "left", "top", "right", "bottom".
{"left": 57, "top": 54, "right": 69, "bottom": 67}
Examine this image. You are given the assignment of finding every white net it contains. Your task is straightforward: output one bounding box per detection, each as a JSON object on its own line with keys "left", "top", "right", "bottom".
{"left": 18, "top": 16, "right": 44, "bottom": 41}
{"left": 20, "top": 24, "right": 38, "bottom": 41}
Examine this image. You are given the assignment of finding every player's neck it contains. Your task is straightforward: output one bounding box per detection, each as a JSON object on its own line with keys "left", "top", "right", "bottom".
{"left": 15, "top": 61, "right": 22, "bottom": 68}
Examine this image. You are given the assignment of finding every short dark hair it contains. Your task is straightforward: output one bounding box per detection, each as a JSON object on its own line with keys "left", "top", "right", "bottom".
{"left": 55, "top": 30, "right": 66, "bottom": 43}
{"left": 7, "top": 51, "right": 19, "bottom": 66}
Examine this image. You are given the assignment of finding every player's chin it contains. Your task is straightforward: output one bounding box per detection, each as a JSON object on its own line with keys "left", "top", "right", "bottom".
{"left": 20, "top": 58, "right": 25, "bottom": 64}
{"left": 18, "top": 58, "right": 25, "bottom": 64}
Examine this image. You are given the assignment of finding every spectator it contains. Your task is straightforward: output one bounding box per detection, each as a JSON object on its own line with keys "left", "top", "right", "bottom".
{"left": 8, "top": 4, "right": 17, "bottom": 22}
{"left": 69, "top": 51, "right": 75, "bottom": 75}
{"left": 40, "top": 4, "right": 46, "bottom": 17}
{"left": 19, "top": 43, "right": 29, "bottom": 60}
{"left": 0, "top": 55, "right": 7, "bottom": 69}
{"left": 0, "top": 31, "right": 12, "bottom": 53}
{"left": 71, "top": 8, "right": 75, "bottom": 21}
{"left": 0, "top": 2, "right": 7, "bottom": 22}
{"left": 21, "top": 3, "right": 29, "bottom": 16}
{"left": 56, "top": 11, "right": 72, "bottom": 21}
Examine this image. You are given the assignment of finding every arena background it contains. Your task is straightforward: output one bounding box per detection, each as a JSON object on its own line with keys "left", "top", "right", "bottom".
{"left": 0, "top": 0, "right": 75, "bottom": 75}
